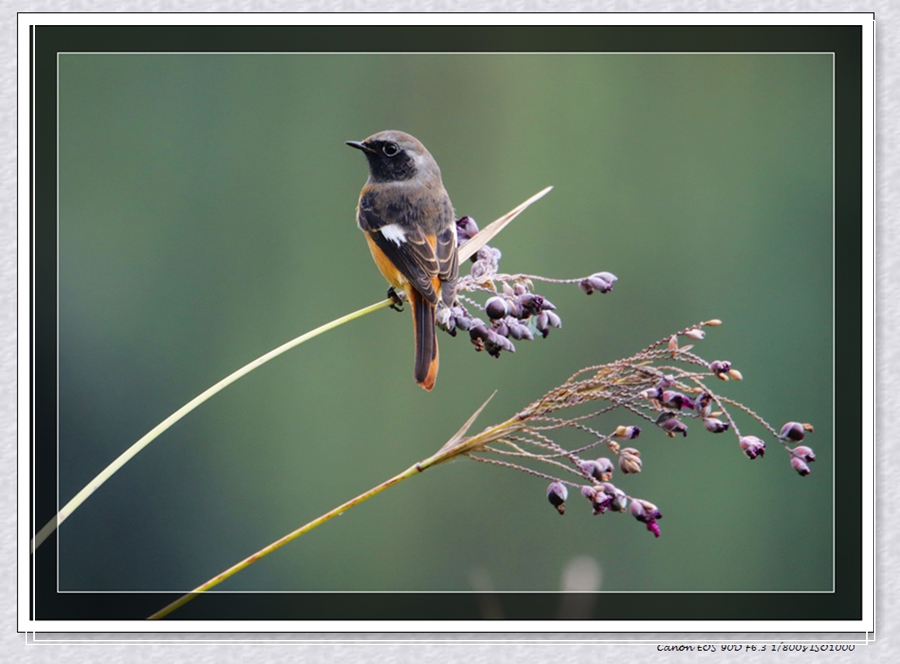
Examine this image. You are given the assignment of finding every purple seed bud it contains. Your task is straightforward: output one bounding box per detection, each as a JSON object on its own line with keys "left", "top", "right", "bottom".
{"left": 475, "top": 246, "right": 500, "bottom": 262}
{"left": 600, "top": 483, "right": 628, "bottom": 512}
{"left": 589, "top": 491, "right": 613, "bottom": 515}
{"left": 790, "top": 445, "right": 816, "bottom": 463}
{"left": 629, "top": 499, "right": 662, "bottom": 536}
{"left": 614, "top": 425, "right": 642, "bottom": 440}
{"left": 547, "top": 481, "right": 568, "bottom": 515}
{"left": 504, "top": 320, "right": 522, "bottom": 339}
{"left": 540, "top": 298, "right": 557, "bottom": 311}
{"left": 493, "top": 321, "right": 509, "bottom": 338}
{"left": 579, "top": 484, "right": 612, "bottom": 515}
{"left": 535, "top": 311, "right": 550, "bottom": 338}
{"left": 660, "top": 418, "right": 688, "bottom": 437}
{"left": 709, "top": 360, "right": 732, "bottom": 375}
{"left": 595, "top": 457, "right": 615, "bottom": 481}
{"left": 469, "top": 321, "right": 489, "bottom": 342}
{"left": 660, "top": 390, "right": 695, "bottom": 411}
{"left": 579, "top": 460, "right": 601, "bottom": 479}
{"left": 657, "top": 374, "right": 676, "bottom": 389}
{"left": 640, "top": 499, "right": 662, "bottom": 521}
{"left": 454, "top": 315, "right": 473, "bottom": 331}
{"left": 739, "top": 435, "right": 766, "bottom": 460}
{"left": 513, "top": 282, "right": 527, "bottom": 296}
{"left": 517, "top": 293, "right": 545, "bottom": 316}
{"left": 484, "top": 296, "right": 509, "bottom": 320}
{"left": 545, "top": 311, "right": 562, "bottom": 328}
{"left": 457, "top": 215, "right": 479, "bottom": 239}
{"left": 580, "top": 458, "right": 614, "bottom": 482}
{"left": 779, "top": 422, "right": 806, "bottom": 442}
{"left": 790, "top": 456, "right": 811, "bottom": 476}
{"left": 654, "top": 410, "right": 676, "bottom": 424}
{"left": 484, "top": 331, "right": 515, "bottom": 358}
{"left": 580, "top": 273, "right": 616, "bottom": 295}
{"left": 588, "top": 276, "right": 612, "bottom": 293}
{"left": 506, "top": 320, "right": 533, "bottom": 341}
{"left": 629, "top": 500, "right": 647, "bottom": 520}
{"left": 695, "top": 392, "right": 713, "bottom": 417}
{"left": 703, "top": 417, "right": 730, "bottom": 433}
{"left": 485, "top": 330, "right": 501, "bottom": 357}
{"left": 506, "top": 300, "right": 525, "bottom": 320}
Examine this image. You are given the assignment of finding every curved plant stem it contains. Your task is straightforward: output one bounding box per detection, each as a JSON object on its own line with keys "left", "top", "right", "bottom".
{"left": 147, "top": 460, "right": 423, "bottom": 620}
{"left": 149, "top": 393, "right": 508, "bottom": 620}
{"left": 31, "top": 298, "right": 393, "bottom": 553}
{"left": 33, "top": 186, "right": 553, "bottom": 554}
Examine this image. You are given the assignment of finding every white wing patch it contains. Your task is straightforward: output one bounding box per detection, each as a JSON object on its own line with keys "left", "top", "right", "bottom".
{"left": 380, "top": 223, "right": 407, "bottom": 246}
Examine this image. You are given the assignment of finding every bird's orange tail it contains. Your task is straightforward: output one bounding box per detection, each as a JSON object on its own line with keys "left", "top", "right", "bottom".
{"left": 409, "top": 289, "right": 439, "bottom": 391}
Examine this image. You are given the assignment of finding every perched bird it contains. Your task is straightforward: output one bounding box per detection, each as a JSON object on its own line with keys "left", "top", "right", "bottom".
{"left": 347, "top": 131, "right": 459, "bottom": 390}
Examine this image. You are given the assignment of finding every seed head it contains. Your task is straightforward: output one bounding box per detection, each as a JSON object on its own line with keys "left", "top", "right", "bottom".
{"left": 695, "top": 392, "right": 713, "bottom": 417}
{"left": 790, "top": 456, "right": 811, "bottom": 476}
{"left": 709, "top": 360, "right": 732, "bottom": 376}
{"left": 630, "top": 499, "right": 662, "bottom": 537}
{"left": 484, "top": 296, "right": 509, "bottom": 320}
{"left": 614, "top": 425, "right": 642, "bottom": 440}
{"left": 779, "top": 421, "right": 807, "bottom": 442}
{"left": 579, "top": 272, "right": 617, "bottom": 295}
{"left": 581, "top": 457, "right": 615, "bottom": 482}
{"left": 619, "top": 448, "right": 642, "bottom": 474}
{"left": 703, "top": 418, "right": 730, "bottom": 433}
{"left": 659, "top": 418, "right": 688, "bottom": 438}
{"left": 660, "top": 390, "right": 695, "bottom": 411}
{"left": 790, "top": 445, "right": 816, "bottom": 463}
{"left": 739, "top": 436, "right": 766, "bottom": 460}
{"left": 547, "top": 481, "right": 568, "bottom": 515}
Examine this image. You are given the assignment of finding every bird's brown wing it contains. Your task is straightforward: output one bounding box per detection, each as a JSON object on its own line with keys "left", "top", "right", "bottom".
{"left": 358, "top": 205, "right": 441, "bottom": 306}
{"left": 435, "top": 225, "right": 459, "bottom": 308}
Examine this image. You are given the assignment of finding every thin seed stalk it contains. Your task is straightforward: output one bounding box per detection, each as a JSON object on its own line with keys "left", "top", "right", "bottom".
{"left": 148, "top": 460, "right": 424, "bottom": 620}
{"left": 148, "top": 412, "right": 522, "bottom": 619}
{"left": 34, "top": 188, "right": 552, "bottom": 554}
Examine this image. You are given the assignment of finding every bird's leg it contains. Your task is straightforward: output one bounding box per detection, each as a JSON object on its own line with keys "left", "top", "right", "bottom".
{"left": 387, "top": 287, "right": 405, "bottom": 312}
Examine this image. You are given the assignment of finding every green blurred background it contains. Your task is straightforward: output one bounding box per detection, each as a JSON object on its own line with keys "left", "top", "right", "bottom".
{"left": 57, "top": 53, "right": 833, "bottom": 598}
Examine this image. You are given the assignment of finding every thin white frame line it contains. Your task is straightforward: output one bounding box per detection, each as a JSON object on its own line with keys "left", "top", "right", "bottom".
{"left": 26, "top": 638, "right": 874, "bottom": 646}
{"left": 30, "top": 23, "right": 38, "bottom": 629}
{"left": 55, "top": 47, "right": 61, "bottom": 598}
{"left": 869, "top": 19, "right": 878, "bottom": 638}
{"left": 56, "top": 589, "right": 839, "bottom": 594}
{"left": 832, "top": 53, "right": 837, "bottom": 595}
{"left": 49, "top": 52, "right": 840, "bottom": 601}
{"left": 58, "top": 51, "right": 836, "bottom": 55}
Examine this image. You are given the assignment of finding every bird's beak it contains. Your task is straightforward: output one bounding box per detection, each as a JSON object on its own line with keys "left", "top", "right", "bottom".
{"left": 345, "top": 140, "right": 376, "bottom": 154}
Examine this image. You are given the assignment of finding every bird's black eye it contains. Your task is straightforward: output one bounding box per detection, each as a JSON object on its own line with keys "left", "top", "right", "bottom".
{"left": 382, "top": 143, "right": 400, "bottom": 157}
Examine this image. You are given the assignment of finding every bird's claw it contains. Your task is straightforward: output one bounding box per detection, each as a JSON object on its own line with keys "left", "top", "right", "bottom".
{"left": 387, "top": 287, "right": 405, "bottom": 312}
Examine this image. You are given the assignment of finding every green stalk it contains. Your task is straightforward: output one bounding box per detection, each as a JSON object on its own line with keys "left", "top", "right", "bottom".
{"left": 149, "top": 398, "right": 516, "bottom": 620}
{"left": 34, "top": 187, "right": 552, "bottom": 554}
{"left": 147, "top": 460, "right": 424, "bottom": 620}
{"left": 31, "top": 298, "right": 393, "bottom": 553}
